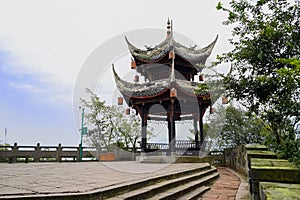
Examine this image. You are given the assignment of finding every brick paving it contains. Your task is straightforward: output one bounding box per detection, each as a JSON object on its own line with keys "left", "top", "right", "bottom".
{"left": 201, "top": 167, "right": 242, "bottom": 200}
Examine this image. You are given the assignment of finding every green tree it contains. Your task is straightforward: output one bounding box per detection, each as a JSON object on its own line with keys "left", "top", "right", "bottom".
{"left": 116, "top": 113, "right": 141, "bottom": 152}
{"left": 216, "top": 0, "right": 300, "bottom": 162}
{"left": 80, "top": 89, "right": 151, "bottom": 152}
{"left": 205, "top": 105, "right": 267, "bottom": 150}
{"left": 80, "top": 89, "right": 115, "bottom": 151}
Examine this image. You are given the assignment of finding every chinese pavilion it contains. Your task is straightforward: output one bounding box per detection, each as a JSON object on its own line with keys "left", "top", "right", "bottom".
{"left": 113, "top": 19, "right": 218, "bottom": 154}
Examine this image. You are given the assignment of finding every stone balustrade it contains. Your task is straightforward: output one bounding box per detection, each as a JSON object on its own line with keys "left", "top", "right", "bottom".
{"left": 0, "top": 143, "right": 98, "bottom": 162}
{"left": 224, "top": 144, "right": 300, "bottom": 200}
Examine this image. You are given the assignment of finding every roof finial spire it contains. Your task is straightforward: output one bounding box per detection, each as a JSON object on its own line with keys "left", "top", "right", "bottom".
{"left": 166, "top": 17, "right": 172, "bottom": 39}
{"left": 167, "top": 17, "right": 171, "bottom": 29}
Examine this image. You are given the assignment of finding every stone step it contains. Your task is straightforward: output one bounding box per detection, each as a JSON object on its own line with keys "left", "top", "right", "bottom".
{"left": 138, "top": 156, "right": 176, "bottom": 163}
{"left": 108, "top": 167, "right": 218, "bottom": 200}
{"left": 141, "top": 156, "right": 164, "bottom": 163}
{"left": 147, "top": 175, "right": 217, "bottom": 200}
{"left": 177, "top": 186, "right": 210, "bottom": 200}
{"left": 100, "top": 163, "right": 212, "bottom": 199}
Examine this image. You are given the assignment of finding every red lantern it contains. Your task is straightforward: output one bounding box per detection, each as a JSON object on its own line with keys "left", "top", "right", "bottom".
{"left": 169, "top": 51, "right": 175, "bottom": 59}
{"left": 210, "top": 107, "right": 215, "bottom": 114}
{"left": 125, "top": 108, "right": 130, "bottom": 115}
{"left": 131, "top": 61, "right": 137, "bottom": 69}
{"left": 134, "top": 75, "right": 139, "bottom": 82}
{"left": 117, "top": 97, "right": 123, "bottom": 105}
{"left": 199, "top": 75, "right": 204, "bottom": 81}
{"left": 170, "top": 88, "right": 177, "bottom": 98}
{"left": 222, "top": 96, "right": 228, "bottom": 104}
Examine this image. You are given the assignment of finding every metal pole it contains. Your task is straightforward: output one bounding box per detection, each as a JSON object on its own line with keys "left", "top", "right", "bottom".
{"left": 4, "top": 127, "right": 7, "bottom": 145}
{"left": 79, "top": 108, "right": 85, "bottom": 161}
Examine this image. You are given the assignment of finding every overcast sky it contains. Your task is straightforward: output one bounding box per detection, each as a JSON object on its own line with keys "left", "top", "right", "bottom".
{"left": 0, "top": 0, "right": 232, "bottom": 146}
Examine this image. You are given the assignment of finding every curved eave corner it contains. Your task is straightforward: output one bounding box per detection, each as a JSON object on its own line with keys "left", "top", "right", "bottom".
{"left": 113, "top": 64, "right": 170, "bottom": 100}
{"left": 200, "top": 35, "right": 218, "bottom": 55}
{"left": 112, "top": 64, "right": 136, "bottom": 96}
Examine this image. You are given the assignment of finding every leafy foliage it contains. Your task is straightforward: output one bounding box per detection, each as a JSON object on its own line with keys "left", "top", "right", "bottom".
{"left": 216, "top": 0, "right": 300, "bottom": 164}
{"left": 80, "top": 89, "right": 148, "bottom": 152}
{"left": 205, "top": 105, "right": 267, "bottom": 150}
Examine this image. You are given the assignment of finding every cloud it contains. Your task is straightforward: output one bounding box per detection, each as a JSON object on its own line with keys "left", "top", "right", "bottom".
{"left": 8, "top": 82, "right": 43, "bottom": 94}
{"left": 0, "top": 0, "right": 231, "bottom": 100}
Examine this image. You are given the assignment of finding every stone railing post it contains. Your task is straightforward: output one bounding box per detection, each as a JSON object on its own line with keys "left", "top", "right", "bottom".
{"left": 96, "top": 147, "right": 101, "bottom": 161}
{"left": 34, "top": 143, "right": 41, "bottom": 162}
{"left": 56, "top": 143, "right": 62, "bottom": 162}
{"left": 11, "top": 142, "right": 18, "bottom": 163}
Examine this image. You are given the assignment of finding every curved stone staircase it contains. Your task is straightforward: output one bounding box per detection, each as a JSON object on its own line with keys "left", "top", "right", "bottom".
{"left": 105, "top": 163, "right": 219, "bottom": 200}
{"left": 1, "top": 163, "right": 219, "bottom": 200}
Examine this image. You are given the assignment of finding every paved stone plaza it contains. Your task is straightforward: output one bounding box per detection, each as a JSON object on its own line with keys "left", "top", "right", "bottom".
{"left": 0, "top": 162, "right": 248, "bottom": 199}
{"left": 0, "top": 162, "right": 209, "bottom": 198}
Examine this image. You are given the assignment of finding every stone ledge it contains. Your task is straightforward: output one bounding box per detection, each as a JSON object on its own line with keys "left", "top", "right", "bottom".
{"left": 246, "top": 150, "right": 277, "bottom": 160}
{"left": 136, "top": 156, "right": 176, "bottom": 163}
{"left": 259, "top": 182, "right": 300, "bottom": 200}
{"left": 251, "top": 158, "right": 300, "bottom": 171}
{"left": 250, "top": 158, "right": 300, "bottom": 183}
{"left": 245, "top": 144, "right": 268, "bottom": 151}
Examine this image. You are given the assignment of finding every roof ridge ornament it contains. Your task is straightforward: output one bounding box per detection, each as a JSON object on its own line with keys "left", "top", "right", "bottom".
{"left": 166, "top": 17, "right": 173, "bottom": 40}
{"left": 170, "top": 47, "right": 176, "bottom": 82}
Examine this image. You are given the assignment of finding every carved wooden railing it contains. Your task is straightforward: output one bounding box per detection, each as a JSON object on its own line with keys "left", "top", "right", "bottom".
{"left": 146, "top": 140, "right": 197, "bottom": 150}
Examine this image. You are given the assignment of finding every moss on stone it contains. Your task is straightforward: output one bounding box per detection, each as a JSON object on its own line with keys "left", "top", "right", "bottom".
{"left": 247, "top": 150, "right": 277, "bottom": 156}
{"left": 250, "top": 158, "right": 300, "bottom": 183}
{"left": 247, "top": 150, "right": 278, "bottom": 160}
{"left": 245, "top": 144, "right": 268, "bottom": 150}
{"left": 260, "top": 182, "right": 300, "bottom": 200}
{"left": 251, "top": 158, "right": 299, "bottom": 170}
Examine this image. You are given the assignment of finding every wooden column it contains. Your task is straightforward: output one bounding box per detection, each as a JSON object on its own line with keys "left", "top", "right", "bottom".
{"left": 167, "top": 117, "right": 172, "bottom": 156}
{"left": 170, "top": 99, "right": 176, "bottom": 154}
{"left": 193, "top": 116, "right": 199, "bottom": 148}
{"left": 141, "top": 108, "right": 147, "bottom": 152}
{"left": 168, "top": 119, "right": 172, "bottom": 143}
{"left": 199, "top": 107, "right": 204, "bottom": 145}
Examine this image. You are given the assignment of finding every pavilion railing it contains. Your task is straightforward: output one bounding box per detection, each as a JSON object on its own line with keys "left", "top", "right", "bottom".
{"left": 146, "top": 140, "right": 197, "bottom": 150}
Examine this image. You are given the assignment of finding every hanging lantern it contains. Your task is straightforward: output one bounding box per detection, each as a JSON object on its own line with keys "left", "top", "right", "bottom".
{"left": 222, "top": 96, "right": 228, "bottom": 104}
{"left": 117, "top": 97, "right": 123, "bottom": 105}
{"left": 169, "top": 51, "right": 175, "bottom": 59}
{"left": 210, "top": 106, "right": 215, "bottom": 114}
{"left": 125, "top": 108, "right": 130, "bottom": 115}
{"left": 134, "top": 75, "right": 139, "bottom": 82}
{"left": 131, "top": 61, "right": 137, "bottom": 69}
{"left": 199, "top": 74, "right": 204, "bottom": 81}
{"left": 170, "top": 88, "right": 177, "bottom": 98}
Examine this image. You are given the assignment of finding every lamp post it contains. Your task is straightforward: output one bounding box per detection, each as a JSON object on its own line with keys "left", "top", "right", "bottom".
{"left": 79, "top": 107, "right": 85, "bottom": 162}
